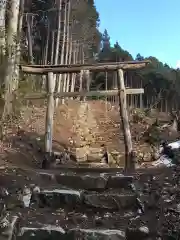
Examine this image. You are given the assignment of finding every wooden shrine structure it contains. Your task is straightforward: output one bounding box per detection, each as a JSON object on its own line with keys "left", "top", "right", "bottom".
{"left": 20, "top": 60, "right": 150, "bottom": 170}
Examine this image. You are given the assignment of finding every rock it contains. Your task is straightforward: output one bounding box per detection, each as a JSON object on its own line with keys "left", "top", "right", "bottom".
{"left": 0, "top": 202, "right": 6, "bottom": 222}
{"left": 35, "top": 189, "right": 83, "bottom": 208}
{"left": 0, "top": 213, "right": 10, "bottom": 231}
{"left": 126, "top": 226, "right": 150, "bottom": 240}
{"left": 55, "top": 174, "right": 108, "bottom": 190}
{"left": 5, "top": 187, "right": 32, "bottom": 210}
{"left": 38, "top": 172, "right": 55, "bottom": 182}
{"left": 21, "top": 187, "right": 32, "bottom": 208}
{"left": 176, "top": 203, "right": 180, "bottom": 212}
{"left": 30, "top": 185, "right": 41, "bottom": 204}
{"left": 106, "top": 174, "right": 133, "bottom": 189}
{"left": 18, "top": 225, "right": 65, "bottom": 239}
{"left": 67, "top": 228, "right": 125, "bottom": 239}
{"left": 32, "top": 185, "right": 40, "bottom": 194}
{"left": 0, "top": 215, "right": 19, "bottom": 240}
{"left": 84, "top": 193, "right": 137, "bottom": 210}
{"left": 76, "top": 147, "right": 88, "bottom": 162}
{"left": 0, "top": 188, "right": 9, "bottom": 198}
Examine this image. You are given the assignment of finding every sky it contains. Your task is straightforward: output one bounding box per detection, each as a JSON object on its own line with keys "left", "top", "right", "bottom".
{"left": 95, "top": 0, "right": 180, "bottom": 68}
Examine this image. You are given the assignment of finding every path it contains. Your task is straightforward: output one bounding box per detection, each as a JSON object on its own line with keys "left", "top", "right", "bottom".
{"left": 0, "top": 165, "right": 177, "bottom": 239}
{"left": 75, "top": 102, "right": 103, "bottom": 162}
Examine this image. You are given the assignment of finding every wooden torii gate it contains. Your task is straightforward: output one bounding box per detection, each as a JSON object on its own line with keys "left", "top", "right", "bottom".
{"left": 20, "top": 60, "right": 150, "bottom": 170}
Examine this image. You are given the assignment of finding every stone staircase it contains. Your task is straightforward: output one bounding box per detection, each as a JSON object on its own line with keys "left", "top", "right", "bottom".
{"left": 0, "top": 167, "right": 147, "bottom": 240}
{"left": 74, "top": 102, "right": 120, "bottom": 165}
{"left": 0, "top": 166, "right": 178, "bottom": 239}
{"left": 75, "top": 102, "right": 107, "bottom": 163}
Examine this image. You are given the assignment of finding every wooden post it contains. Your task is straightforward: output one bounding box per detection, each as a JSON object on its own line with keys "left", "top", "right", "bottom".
{"left": 117, "top": 69, "right": 134, "bottom": 171}
{"left": 140, "top": 94, "right": 143, "bottom": 109}
{"left": 45, "top": 72, "right": 55, "bottom": 154}
{"left": 79, "top": 70, "right": 83, "bottom": 101}
{"left": 83, "top": 70, "right": 89, "bottom": 101}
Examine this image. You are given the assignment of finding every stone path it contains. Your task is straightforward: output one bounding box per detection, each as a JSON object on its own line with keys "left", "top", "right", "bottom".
{"left": 75, "top": 102, "right": 103, "bottom": 162}
{"left": 0, "top": 165, "right": 179, "bottom": 239}
{"left": 0, "top": 167, "right": 145, "bottom": 239}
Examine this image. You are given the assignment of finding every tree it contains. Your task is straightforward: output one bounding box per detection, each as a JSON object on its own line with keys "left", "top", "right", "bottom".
{"left": 0, "top": 0, "right": 7, "bottom": 55}
{"left": 2, "top": 0, "right": 21, "bottom": 119}
{"left": 136, "top": 53, "right": 144, "bottom": 61}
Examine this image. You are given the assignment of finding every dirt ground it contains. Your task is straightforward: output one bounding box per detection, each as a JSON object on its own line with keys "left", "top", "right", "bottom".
{"left": 0, "top": 99, "right": 178, "bottom": 170}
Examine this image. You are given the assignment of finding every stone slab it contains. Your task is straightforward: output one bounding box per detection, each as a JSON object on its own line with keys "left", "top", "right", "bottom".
{"left": 84, "top": 193, "right": 137, "bottom": 210}
{"left": 32, "top": 189, "right": 83, "bottom": 208}
{"left": 18, "top": 225, "right": 65, "bottom": 239}
{"left": 106, "top": 175, "right": 133, "bottom": 189}
{"left": 55, "top": 174, "right": 108, "bottom": 190}
{"left": 67, "top": 228, "right": 125, "bottom": 240}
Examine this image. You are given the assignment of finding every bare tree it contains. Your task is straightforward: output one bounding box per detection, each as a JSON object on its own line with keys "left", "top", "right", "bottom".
{"left": 2, "top": 0, "right": 21, "bottom": 119}
{"left": 62, "top": 0, "right": 71, "bottom": 104}
{"left": 50, "top": 30, "right": 55, "bottom": 64}
{"left": 26, "top": 14, "right": 34, "bottom": 64}
{"left": 15, "top": 0, "right": 24, "bottom": 86}
{"left": 54, "top": 0, "right": 62, "bottom": 65}
{"left": 65, "top": 35, "right": 72, "bottom": 93}
{"left": 0, "top": 0, "right": 7, "bottom": 55}
{"left": 70, "top": 40, "right": 79, "bottom": 97}
{"left": 55, "top": 1, "right": 68, "bottom": 107}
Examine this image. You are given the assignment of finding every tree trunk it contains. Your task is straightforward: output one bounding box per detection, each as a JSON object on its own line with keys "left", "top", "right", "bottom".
{"left": 0, "top": 0, "right": 7, "bottom": 55}
{"left": 54, "top": 0, "right": 62, "bottom": 65}
{"left": 79, "top": 45, "right": 85, "bottom": 100}
{"left": 54, "top": 0, "right": 62, "bottom": 89}
{"left": 44, "top": 22, "right": 50, "bottom": 65}
{"left": 26, "top": 14, "right": 33, "bottom": 64}
{"left": 0, "top": 0, "right": 7, "bottom": 83}
{"left": 15, "top": 0, "right": 24, "bottom": 88}
{"left": 62, "top": 0, "right": 71, "bottom": 104}
{"left": 50, "top": 31, "right": 55, "bottom": 64}
{"left": 66, "top": 36, "right": 73, "bottom": 93}
{"left": 55, "top": 0, "right": 68, "bottom": 107}
{"left": 70, "top": 41, "right": 78, "bottom": 98}
{"left": 42, "top": 22, "right": 50, "bottom": 89}
{"left": 2, "top": 0, "right": 21, "bottom": 119}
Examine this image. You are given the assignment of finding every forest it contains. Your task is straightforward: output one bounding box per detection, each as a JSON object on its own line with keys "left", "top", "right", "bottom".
{"left": 0, "top": 0, "right": 179, "bottom": 118}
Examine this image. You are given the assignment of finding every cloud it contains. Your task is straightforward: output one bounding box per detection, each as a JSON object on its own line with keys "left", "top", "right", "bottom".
{"left": 176, "top": 60, "right": 180, "bottom": 69}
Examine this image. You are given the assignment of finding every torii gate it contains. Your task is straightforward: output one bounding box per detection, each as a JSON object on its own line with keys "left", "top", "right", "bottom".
{"left": 20, "top": 60, "right": 150, "bottom": 170}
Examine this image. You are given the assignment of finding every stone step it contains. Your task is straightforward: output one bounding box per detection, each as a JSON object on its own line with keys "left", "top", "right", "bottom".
{"left": 18, "top": 225, "right": 65, "bottom": 239}
{"left": 55, "top": 174, "right": 107, "bottom": 190}
{"left": 31, "top": 188, "right": 139, "bottom": 211}
{"left": 3, "top": 212, "right": 151, "bottom": 240}
{"left": 67, "top": 228, "right": 126, "bottom": 239}
{"left": 75, "top": 147, "right": 105, "bottom": 162}
{"left": 38, "top": 172, "right": 134, "bottom": 190}
{"left": 32, "top": 188, "right": 83, "bottom": 209}
{"left": 84, "top": 193, "right": 138, "bottom": 210}
{"left": 18, "top": 225, "right": 126, "bottom": 239}
{"left": 16, "top": 210, "right": 138, "bottom": 239}
{"left": 41, "top": 166, "right": 124, "bottom": 174}
{"left": 16, "top": 208, "right": 136, "bottom": 229}
{"left": 16, "top": 214, "right": 151, "bottom": 239}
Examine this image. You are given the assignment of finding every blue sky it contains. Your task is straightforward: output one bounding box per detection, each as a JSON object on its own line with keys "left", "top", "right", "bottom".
{"left": 95, "top": 0, "right": 180, "bottom": 68}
